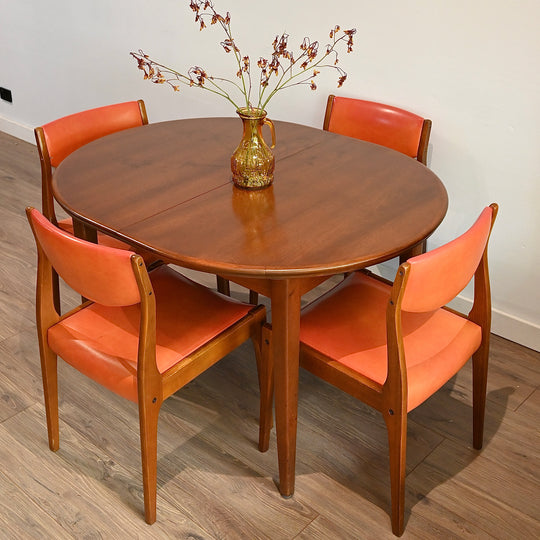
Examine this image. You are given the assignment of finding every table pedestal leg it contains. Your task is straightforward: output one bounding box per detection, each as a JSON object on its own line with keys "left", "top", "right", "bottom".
{"left": 399, "top": 239, "right": 427, "bottom": 264}
{"left": 72, "top": 219, "right": 98, "bottom": 243}
{"left": 271, "top": 278, "right": 301, "bottom": 497}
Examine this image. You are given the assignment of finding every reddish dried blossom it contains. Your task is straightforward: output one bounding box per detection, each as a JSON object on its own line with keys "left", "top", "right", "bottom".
{"left": 273, "top": 34, "right": 289, "bottom": 57}
{"left": 270, "top": 57, "right": 280, "bottom": 76}
{"left": 221, "top": 38, "right": 239, "bottom": 53}
{"left": 344, "top": 29, "right": 356, "bottom": 52}
{"left": 188, "top": 66, "right": 208, "bottom": 86}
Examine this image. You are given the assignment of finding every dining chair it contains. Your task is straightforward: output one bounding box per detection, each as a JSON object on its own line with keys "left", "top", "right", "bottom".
{"left": 34, "top": 100, "right": 156, "bottom": 311}
{"left": 323, "top": 95, "right": 433, "bottom": 260}
{"left": 26, "top": 207, "right": 267, "bottom": 525}
{"left": 259, "top": 204, "right": 498, "bottom": 536}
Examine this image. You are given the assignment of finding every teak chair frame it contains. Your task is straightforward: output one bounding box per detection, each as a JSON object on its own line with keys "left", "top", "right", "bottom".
{"left": 27, "top": 207, "right": 267, "bottom": 525}
{"left": 259, "top": 203, "right": 498, "bottom": 536}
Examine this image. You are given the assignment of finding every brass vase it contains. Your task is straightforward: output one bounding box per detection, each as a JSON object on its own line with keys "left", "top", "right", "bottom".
{"left": 231, "top": 107, "right": 276, "bottom": 190}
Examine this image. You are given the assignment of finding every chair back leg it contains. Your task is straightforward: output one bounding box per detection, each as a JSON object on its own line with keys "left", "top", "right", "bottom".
{"left": 472, "top": 343, "right": 490, "bottom": 449}
{"left": 39, "top": 346, "right": 60, "bottom": 451}
{"left": 384, "top": 409, "right": 408, "bottom": 536}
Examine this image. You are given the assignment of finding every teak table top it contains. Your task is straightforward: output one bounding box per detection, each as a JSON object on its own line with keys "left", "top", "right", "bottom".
{"left": 53, "top": 117, "right": 448, "bottom": 497}
{"left": 54, "top": 117, "right": 447, "bottom": 277}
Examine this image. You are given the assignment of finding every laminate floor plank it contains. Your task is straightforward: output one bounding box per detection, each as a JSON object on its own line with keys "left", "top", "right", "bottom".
{"left": 0, "top": 404, "right": 212, "bottom": 539}
{"left": 0, "top": 470, "right": 72, "bottom": 540}
{"left": 517, "top": 387, "right": 539, "bottom": 418}
{"left": 407, "top": 439, "right": 540, "bottom": 539}
{"left": 294, "top": 472, "right": 494, "bottom": 540}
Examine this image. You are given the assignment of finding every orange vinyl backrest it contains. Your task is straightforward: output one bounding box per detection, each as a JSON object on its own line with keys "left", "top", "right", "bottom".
{"left": 400, "top": 206, "right": 494, "bottom": 313}
{"left": 327, "top": 96, "right": 425, "bottom": 158}
{"left": 42, "top": 101, "right": 145, "bottom": 167}
{"left": 27, "top": 208, "right": 141, "bottom": 307}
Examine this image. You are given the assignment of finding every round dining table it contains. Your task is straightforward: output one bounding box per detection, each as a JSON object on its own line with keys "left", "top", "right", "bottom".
{"left": 53, "top": 116, "right": 448, "bottom": 498}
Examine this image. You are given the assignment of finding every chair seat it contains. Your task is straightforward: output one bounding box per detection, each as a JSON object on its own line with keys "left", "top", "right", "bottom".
{"left": 48, "top": 265, "right": 253, "bottom": 402}
{"left": 300, "top": 272, "right": 482, "bottom": 411}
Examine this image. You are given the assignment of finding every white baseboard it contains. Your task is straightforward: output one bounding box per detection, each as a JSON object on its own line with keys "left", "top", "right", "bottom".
{"left": 375, "top": 261, "right": 539, "bottom": 352}
{"left": 0, "top": 115, "right": 35, "bottom": 144}
{"left": 448, "top": 295, "right": 540, "bottom": 352}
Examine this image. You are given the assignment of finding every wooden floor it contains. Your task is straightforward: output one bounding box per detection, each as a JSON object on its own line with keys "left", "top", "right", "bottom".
{"left": 1, "top": 130, "right": 539, "bottom": 539}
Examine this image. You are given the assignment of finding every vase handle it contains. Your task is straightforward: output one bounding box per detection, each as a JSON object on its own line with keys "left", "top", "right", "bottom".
{"left": 264, "top": 118, "right": 276, "bottom": 149}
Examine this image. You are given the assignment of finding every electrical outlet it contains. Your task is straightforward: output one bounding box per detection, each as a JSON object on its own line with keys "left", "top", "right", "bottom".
{"left": 0, "top": 87, "right": 13, "bottom": 103}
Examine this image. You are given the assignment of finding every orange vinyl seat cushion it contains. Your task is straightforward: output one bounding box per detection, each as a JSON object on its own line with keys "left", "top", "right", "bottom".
{"left": 48, "top": 265, "right": 252, "bottom": 402}
{"left": 300, "top": 272, "right": 482, "bottom": 411}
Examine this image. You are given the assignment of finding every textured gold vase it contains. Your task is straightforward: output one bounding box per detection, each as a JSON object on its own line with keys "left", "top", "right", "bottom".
{"left": 231, "top": 107, "right": 276, "bottom": 190}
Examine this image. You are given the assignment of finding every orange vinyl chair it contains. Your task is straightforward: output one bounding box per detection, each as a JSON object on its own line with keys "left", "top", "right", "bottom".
{"left": 34, "top": 100, "right": 157, "bottom": 311}
{"left": 26, "top": 207, "right": 267, "bottom": 525}
{"left": 323, "top": 95, "right": 433, "bottom": 260}
{"left": 259, "top": 204, "right": 498, "bottom": 536}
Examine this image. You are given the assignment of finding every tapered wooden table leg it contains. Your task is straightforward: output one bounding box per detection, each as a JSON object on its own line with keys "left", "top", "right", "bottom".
{"left": 72, "top": 218, "right": 97, "bottom": 243}
{"left": 270, "top": 278, "right": 301, "bottom": 497}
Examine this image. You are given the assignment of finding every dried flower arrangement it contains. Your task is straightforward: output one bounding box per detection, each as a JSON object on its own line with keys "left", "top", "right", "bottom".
{"left": 131, "top": 0, "right": 356, "bottom": 112}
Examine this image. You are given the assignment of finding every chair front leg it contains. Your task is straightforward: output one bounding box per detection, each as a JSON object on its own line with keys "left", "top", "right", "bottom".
{"left": 384, "top": 408, "right": 407, "bottom": 537}
{"left": 40, "top": 346, "right": 59, "bottom": 451}
{"left": 139, "top": 396, "right": 161, "bottom": 524}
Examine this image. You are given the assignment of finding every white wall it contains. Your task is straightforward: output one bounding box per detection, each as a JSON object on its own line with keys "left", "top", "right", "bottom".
{"left": 1, "top": 0, "right": 539, "bottom": 350}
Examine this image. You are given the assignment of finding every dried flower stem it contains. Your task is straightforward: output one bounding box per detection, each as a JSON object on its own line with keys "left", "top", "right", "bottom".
{"left": 131, "top": 1, "right": 356, "bottom": 112}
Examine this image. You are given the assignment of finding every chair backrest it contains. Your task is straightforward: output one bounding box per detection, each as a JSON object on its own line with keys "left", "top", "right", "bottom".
{"left": 323, "top": 95, "right": 431, "bottom": 164}
{"left": 35, "top": 100, "right": 148, "bottom": 223}
{"left": 26, "top": 207, "right": 142, "bottom": 307}
{"left": 398, "top": 205, "right": 498, "bottom": 313}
